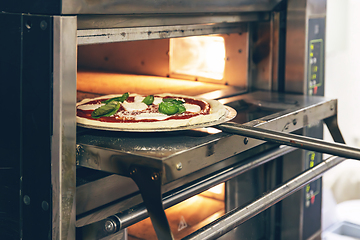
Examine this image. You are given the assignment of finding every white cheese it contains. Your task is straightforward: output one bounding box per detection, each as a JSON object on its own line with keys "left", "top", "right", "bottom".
{"left": 122, "top": 101, "right": 148, "bottom": 111}
{"left": 134, "top": 112, "right": 169, "bottom": 120}
{"left": 77, "top": 103, "right": 105, "bottom": 111}
{"left": 134, "top": 95, "right": 145, "bottom": 103}
{"left": 184, "top": 103, "right": 201, "bottom": 113}
{"left": 153, "top": 97, "right": 163, "bottom": 105}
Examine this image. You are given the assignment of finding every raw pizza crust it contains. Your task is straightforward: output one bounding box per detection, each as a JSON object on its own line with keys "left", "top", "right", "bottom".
{"left": 76, "top": 93, "right": 227, "bottom": 130}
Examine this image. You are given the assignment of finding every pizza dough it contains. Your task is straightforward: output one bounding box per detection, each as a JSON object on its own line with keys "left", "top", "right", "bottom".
{"left": 76, "top": 93, "right": 228, "bottom": 131}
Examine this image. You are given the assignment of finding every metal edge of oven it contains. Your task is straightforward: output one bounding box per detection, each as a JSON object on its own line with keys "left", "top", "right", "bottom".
{"left": 0, "top": 0, "right": 283, "bottom": 15}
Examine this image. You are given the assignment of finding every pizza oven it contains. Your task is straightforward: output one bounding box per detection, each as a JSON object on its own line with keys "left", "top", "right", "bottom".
{"left": 1, "top": 0, "right": 360, "bottom": 240}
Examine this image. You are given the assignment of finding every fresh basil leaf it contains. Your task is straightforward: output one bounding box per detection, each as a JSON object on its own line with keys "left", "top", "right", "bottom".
{"left": 158, "top": 102, "right": 179, "bottom": 115}
{"left": 91, "top": 101, "right": 120, "bottom": 118}
{"left": 163, "top": 98, "right": 185, "bottom": 104}
{"left": 103, "top": 92, "right": 129, "bottom": 104}
{"left": 102, "top": 102, "right": 121, "bottom": 117}
{"left": 178, "top": 105, "right": 186, "bottom": 114}
{"left": 142, "top": 95, "right": 154, "bottom": 105}
{"left": 162, "top": 98, "right": 174, "bottom": 102}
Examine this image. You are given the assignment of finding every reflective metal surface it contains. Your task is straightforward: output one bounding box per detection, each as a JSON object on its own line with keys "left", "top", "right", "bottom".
{"left": 284, "top": 0, "right": 307, "bottom": 94}
{"left": 324, "top": 115, "right": 346, "bottom": 144}
{"left": 216, "top": 123, "right": 360, "bottom": 160}
{"left": 77, "top": 22, "right": 247, "bottom": 45}
{"left": 52, "top": 16, "right": 77, "bottom": 240}
{"left": 62, "top": 0, "right": 282, "bottom": 15}
{"left": 76, "top": 172, "right": 138, "bottom": 215}
{"left": 77, "top": 13, "right": 269, "bottom": 30}
{"left": 182, "top": 156, "right": 345, "bottom": 240}
{"left": 284, "top": 0, "right": 326, "bottom": 94}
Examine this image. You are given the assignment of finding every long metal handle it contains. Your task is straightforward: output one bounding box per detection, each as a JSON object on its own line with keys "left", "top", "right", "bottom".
{"left": 216, "top": 122, "right": 360, "bottom": 160}
{"left": 182, "top": 156, "right": 345, "bottom": 240}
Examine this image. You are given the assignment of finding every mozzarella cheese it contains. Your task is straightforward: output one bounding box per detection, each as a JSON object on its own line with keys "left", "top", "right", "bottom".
{"left": 134, "top": 112, "right": 169, "bottom": 120}
{"left": 184, "top": 103, "right": 201, "bottom": 113}
{"left": 122, "top": 101, "right": 148, "bottom": 111}
{"left": 77, "top": 103, "right": 105, "bottom": 111}
{"left": 153, "top": 97, "right": 163, "bottom": 105}
{"left": 134, "top": 95, "right": 145, "bottom": 102}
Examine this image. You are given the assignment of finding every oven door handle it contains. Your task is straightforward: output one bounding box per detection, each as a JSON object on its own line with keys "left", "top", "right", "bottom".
{"left": 215, "top": 121, "right": 360, "bottom": 161}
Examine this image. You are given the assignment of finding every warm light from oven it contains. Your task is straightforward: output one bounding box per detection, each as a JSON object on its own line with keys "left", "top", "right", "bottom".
{"left": 127, "top": 182, "right": 225, "bottom": 239}
{"left": 207, "top": 183, "right": 224, "bottom": 195}
{"left": 169, "top": 36, "right": 226, "bottom": 80}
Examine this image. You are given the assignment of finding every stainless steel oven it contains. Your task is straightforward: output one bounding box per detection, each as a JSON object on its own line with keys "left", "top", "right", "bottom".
{"left": 1, "top": 0, "right": 358, "bottom": 239}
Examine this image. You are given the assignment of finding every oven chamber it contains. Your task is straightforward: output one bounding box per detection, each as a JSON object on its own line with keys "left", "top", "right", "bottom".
{"left": 0, "top": 0, "right": 341, "bottom": 239}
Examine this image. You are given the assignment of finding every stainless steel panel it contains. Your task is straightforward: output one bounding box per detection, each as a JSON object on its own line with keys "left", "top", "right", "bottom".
{"left": 52, "top": 16, "right": 77, "bottom": 240}
{"left": 77, "top": 13, "right": 270, "bottom": 30}
{"left": 249, "top": 21, "right": 272, "bottom": 91}
{"left": 284, "top": 0, "right": 307, "bottom": 94}
{"left": 307, "top": 0, "right": 326, "bottom": 15}
{"left": 77, "top": 22, "right": 247, "bottom": 45}
{"left": 62, "top": 0, "right": 282, "bottom": 15}
{"left": 284, "top": 0, "right": 326, "bottom": 94}
{"left": 248, "top": 10, "right": 284, "bottom": 92}
{"left": 271, "top": 12, "right": 280, "bottom": 91}
{"left": 76, "top": 174, "right": 138, "bottom": 215}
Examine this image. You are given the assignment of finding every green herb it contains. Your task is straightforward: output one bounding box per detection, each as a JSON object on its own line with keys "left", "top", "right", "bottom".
{"left": 158, "top": 97, "right": 187, "bottom": 115}
{"left": 103, "top": 92, "right": 129, "bottom": 104}
{"left": 163, "top": 98, "right": 185, "bottom": 105}
{"left": 142, "top": 95, "right": 154, "bottom": 105}
{"left": 91, "top": 101, "right": 121, "bottom": 118}
{"left": 177, "top": 105, "right": 186, "bottom": 114}
{"left": 158, "top": 102, "right": 179, "bottom": 115}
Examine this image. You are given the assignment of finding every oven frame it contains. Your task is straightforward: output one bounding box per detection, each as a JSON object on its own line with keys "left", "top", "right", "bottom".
{"left": 0, "top": 0, "right": 341, "bottom": 239}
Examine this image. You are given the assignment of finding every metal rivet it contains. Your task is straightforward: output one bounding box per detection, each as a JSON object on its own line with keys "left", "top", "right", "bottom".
{"left": 23, "top": 195, "right": 30, "bottom": 205}
{"left": 25, "top": 20, "right": 32, "bottom": 30}
{"left": 151, "top": 173, "right": 159, "bottom": 181}
{"left": 40, "top": 20, "right": 47, "bottom": 30}
{"left": 104, "top": 219, "right": 116, "bottom": 233}
{"left": 176, "top": 163, "right": 183, "bottom": 171}
{"left": 42, "top": 201, "right": 49, "bottom": 211}
{"left": 244, "top": 138, "right": 249, "bottom": 145}
{"left": 130, "top": 168, "right": 137, "bottom": 175}
{"left": 293, "top": 119, "right": 297, "bottom": 125}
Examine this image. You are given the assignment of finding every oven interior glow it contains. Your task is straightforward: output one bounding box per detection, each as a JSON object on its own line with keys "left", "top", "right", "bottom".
{"left": 170, "top": 36, "right": 226, "bottom": 80}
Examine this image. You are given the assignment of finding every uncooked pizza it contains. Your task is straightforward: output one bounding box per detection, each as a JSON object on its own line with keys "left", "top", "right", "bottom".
{"left": 76, "top": 93, "right": 231, "bottom": 131}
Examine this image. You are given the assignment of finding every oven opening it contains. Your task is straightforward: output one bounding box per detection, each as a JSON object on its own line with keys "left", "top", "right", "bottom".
{"left": 127, "top": 183, "right": 225, "bottom": 240}
{"left": 77, "top": 33, "right": 248, "bottom": 102}
{"left": 170, "top": 36, "right": 226, "bottom": 81}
